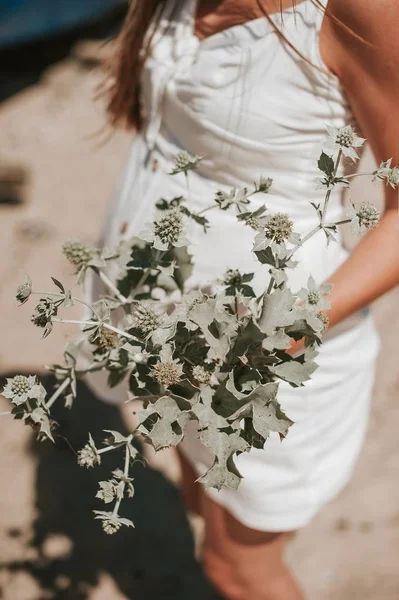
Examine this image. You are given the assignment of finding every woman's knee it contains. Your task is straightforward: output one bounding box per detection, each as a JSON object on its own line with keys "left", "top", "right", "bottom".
{"left": 201, "top": 496, "right": 303, "bottom": 600}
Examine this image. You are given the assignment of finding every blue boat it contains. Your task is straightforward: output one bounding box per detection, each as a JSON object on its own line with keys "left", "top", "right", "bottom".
{"left": 0, "top": 0, "right": 125, "bottom": 48}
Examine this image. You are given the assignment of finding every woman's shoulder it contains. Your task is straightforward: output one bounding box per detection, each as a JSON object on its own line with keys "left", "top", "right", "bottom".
{"left": 322, "top": 0, "right": 398, "bottom": 81}
{"left": 327, "top": 0, "right": 396, "bottom": 42}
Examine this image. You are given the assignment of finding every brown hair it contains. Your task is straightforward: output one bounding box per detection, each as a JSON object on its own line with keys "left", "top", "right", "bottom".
{"left": 105, "top": 0, "right": 360, "bottom": 130}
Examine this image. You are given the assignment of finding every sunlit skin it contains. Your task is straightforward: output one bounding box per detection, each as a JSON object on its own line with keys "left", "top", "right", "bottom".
{"left": 179, "top": 2, "right": 399, "bottom": 600}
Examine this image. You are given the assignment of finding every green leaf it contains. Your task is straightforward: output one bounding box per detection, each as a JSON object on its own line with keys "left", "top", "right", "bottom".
{"left": 138, "top": 396, "right": 194, "bottom": 451}
{"left": 229, "top": 391, "right": 292, "bottom": 442}
{"left": 226, "top": 318, "right": 264, "bottom": 365}
{"left": 269, "top": 359, "right": 319, "bottom": 387}
{"left": 318, "top": 152, "right": 335, "bottom": 176}
{"left": 198, "top": 429, "right": 249, "bottom": 490}
{"left": 262, "top": 329, "right": 293, "bottom": 351}
{"left": 103, "top": 430, "right": 131, "bottom": 446}
{"left": 51, "top": 277, "right": 65, "bottom": 293}
{"left": 258, "top": 288, "right": 296, "bottom": 335}
{"left": 254, "top": 247, "right": 278, "bottom": 267}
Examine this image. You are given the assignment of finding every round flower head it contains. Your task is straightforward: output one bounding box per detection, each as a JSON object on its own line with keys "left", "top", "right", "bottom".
{"left": 15, "top": 275, "right": 32, "bottom": 306}
{"left": 297, "top": 275, "right": 333, "bottom": 311}
{"left": 31, "top": 299, "right": 57, "bottom": 328}
{"left": 257, "top": 176, "right": 273, "bottom": 193}
{"left": 2, "top": 374, "right": 45, "bottom": 406}
{"left": 324, "top": 125, "right": 365, "bottom": 161}
{"left": 93, "top": 510, "right": 134, "bottom": 535}
{"left": 151, "top": 359, "right": 184, "bottom": 388}
{"left": 77, "top": 434, "right": 101, "bottom": 468}
{"left": 88, "top": 327, "right": 119, "bottom": 352}
{"left": 346, "top": 201, "right": 380, "bottom": 236}
{"left": 223, "top": 269, "right": 242, "bottom": 287}
{"left": 264, "top": 212, "right": 294, "bottom": 244}
{"left": 131, "top": 303, "right": 163, "bottom": 337}
{"left": 139, "top": 208, "right": 188, "bottom": 251}
{"left": 62, "top": 241, "right": 95, "bottom": 273}
{"left": 169, "top": 151, "right": 203, "bottom": 175}
{"left": 192, "top": 365, "right": 212, "bottom": 385}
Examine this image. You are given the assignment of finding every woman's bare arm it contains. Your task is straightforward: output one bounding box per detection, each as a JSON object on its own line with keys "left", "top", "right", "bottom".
{"left": 289, "top": 0, "right": 399, "bottom": 353}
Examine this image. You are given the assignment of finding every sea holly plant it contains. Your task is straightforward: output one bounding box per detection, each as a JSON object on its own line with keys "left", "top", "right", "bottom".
{"left": 2, "top": 126, "right": 396, "bottom": 534}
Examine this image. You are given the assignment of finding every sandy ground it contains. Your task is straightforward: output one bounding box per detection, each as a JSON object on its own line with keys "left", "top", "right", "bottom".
{"left": 0, "top": 49, "right": 398, "bottom": 600}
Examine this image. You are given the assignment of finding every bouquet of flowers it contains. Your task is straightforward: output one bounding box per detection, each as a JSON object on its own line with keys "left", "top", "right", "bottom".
{"left": 2, "top": 126, "right": 397, "bottom": 535}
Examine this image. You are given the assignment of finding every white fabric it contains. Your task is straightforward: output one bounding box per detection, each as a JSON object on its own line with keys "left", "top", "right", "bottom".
{"left": 91, "top": 0, "right": 382, "bottom": 530}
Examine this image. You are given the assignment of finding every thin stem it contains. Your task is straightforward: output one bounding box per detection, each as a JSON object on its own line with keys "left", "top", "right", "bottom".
{"left": 0, "top": 411, "right": 12, "bottom": 416}
{"left": 98, "top": 444, "right": 119, "bottom": 455}
{"left": 266, "top": 276, "right": 275, "bottom": 295}
{"left": 97, "top": 271, "right": 129, "bottom": 305}
{"left": 112, "top": 440, "right": 132, "bottom": 517}
{"left": 132, "top": 250, "right": 164, "bottom": 298}
{"left": 301, "top": 225, "right": 322, "bottom": 246}
{"left": 321, "top": 149, "right": 342, "bottom": 224}
{"left": 197, "top": 204, "right": 218, "bottom": 216}
{"left": 234, "top": 296, "right": 239, "bottom": 317}
{"left": 344, "top": 172, "right": 372, "bottom": 180}
{"left": 185, "top": 172, "right": 192, "bottom": 206}
{"left": 128, "top": 394, "right": 160, "bottom": 403}
{"left": 133, "top": 266, "right": 154, "bottom": 297}
{"left": 332, "top": 218, "right": 351, "bottom": 226}
{"left": 75, "top": 364, "right": 106, "bottom": 376}
{"left": 46, "top": 377, "right": 71, "bottom": 409}
{"left": 52, "top": 318, "right": 138, "bottom": 342}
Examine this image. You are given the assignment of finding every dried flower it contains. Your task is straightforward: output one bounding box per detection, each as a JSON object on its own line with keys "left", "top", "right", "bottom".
{"left": 139, "top": 208, "right": 187, "bottom": 251}
{"left": 2, "top": 374, "right": 45, "bottom": 406}
{"left": 372, "top": 159, "right": 399, "bottom": 189}
{"left": 265, "top": 213, "right": 294, "bottom": 243}
{"left": 15, "top": 275, "right": 32, "bottom": 306}
{"left": 93, "top": 510, "right": 134, "bottom": 535}
{"left": 297, "top": 275, "right": 333, "bottom": 311}
{"left": 169, "top": 151, "right": 203, "bottom": 175}
{"left": 77, "top": 434, "right": 101, "bottom": 468}
{"left": 223, "top": 269, "right": 243, "bottom": 287}
{"left": 131, "top": 303, "right": 163, "bottom": 336}
{"left": 323, "top": 125, "right": 365, "bottom": 161}
{"left": 346, "top": 201, "right": 380, "bottom": 236}
{"left": 62, "top": 241, "right": 95, "bottom": 273}
{"left": 192, "top": 365, "right": 212, "bottom": 385}
{"left": 256, "top": 176, "right": 273, "bottom": 193}
{"left": 151, "top": 360, "right": 184, "bottom": 388}
{"left": 31, "top": 298, "right": 57, "bottom": 329}
{"left": 88, "top": 327, "right": 119, "bottom": 351}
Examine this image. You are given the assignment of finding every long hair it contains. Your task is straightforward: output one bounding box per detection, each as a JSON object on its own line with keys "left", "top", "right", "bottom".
{"left": 105, "top": 0, "right": 361, "bottom": 130}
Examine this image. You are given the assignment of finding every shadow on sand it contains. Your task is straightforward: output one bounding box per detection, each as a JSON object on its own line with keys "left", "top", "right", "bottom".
{"left": 2, "top": 376, "right": 222, "bottom": 600}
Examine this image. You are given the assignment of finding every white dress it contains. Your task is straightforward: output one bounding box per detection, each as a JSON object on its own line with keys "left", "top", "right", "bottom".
{"left": 92, "top": 0, "right": 381, "bottom": 531}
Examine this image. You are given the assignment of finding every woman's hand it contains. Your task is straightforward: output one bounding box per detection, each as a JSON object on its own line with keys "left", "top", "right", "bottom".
{"left": 307, "top": 1, "right": 399, "bottom": 329}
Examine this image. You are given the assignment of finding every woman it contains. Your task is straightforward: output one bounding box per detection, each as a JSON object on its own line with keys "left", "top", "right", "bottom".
{"left": 96, "top": 1, "right": 399, "bottom": 598}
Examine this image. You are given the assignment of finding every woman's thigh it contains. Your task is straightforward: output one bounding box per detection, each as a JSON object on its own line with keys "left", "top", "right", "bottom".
{"left": 201, "top": 495, "right": 302, "bottom": 600}
{"left": 177, "top": 447, "right": 204, "bottom": 516}
{"left": 177, "top": 450, "right": 302, "bottom": 599}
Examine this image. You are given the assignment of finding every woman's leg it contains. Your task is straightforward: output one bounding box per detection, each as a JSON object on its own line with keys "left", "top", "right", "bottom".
{"left": 177, "top": 450, "right": 304, "bottom": 600}
{"left": 201, "top": 496, "right": 304, "bottom": 600}
{"left": 177, "top": 447, "right": 204, "bottom": 516}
